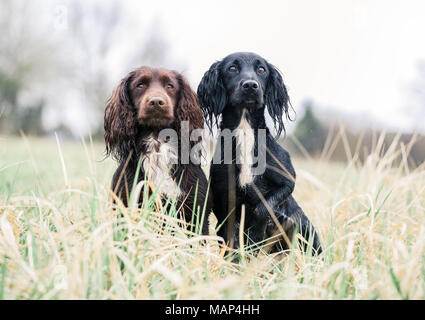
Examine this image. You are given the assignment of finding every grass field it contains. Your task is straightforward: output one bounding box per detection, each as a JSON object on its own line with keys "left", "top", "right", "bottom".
{"left": 0, "top": 133, "right": 424, "bottom": 299}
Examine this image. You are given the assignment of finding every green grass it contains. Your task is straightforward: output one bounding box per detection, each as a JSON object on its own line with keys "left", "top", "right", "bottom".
{"left": 0, "top": 133, "right": 424, "bottom": 299}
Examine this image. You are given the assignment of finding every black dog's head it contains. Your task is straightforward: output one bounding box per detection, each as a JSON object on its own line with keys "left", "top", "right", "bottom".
{"left": 197, "top": 52, "right": 293, "bottom": 136}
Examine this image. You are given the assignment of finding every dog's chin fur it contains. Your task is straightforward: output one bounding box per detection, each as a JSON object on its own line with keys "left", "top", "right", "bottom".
{"left": 138, "top": 117, "right": 174, "bottom": 128}
{"left": 230, "top": 96, "right": 263, "bottom": 110}
{"left": 245, "top": 102, "right": 263, "bottom": 110}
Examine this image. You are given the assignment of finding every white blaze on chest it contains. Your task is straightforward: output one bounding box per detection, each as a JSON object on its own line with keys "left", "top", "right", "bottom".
{"left": 142, "top": 135, "right": 181, "bottom": 198}
{"left": 236, "top": 109, "right": 255, "bottom": 187}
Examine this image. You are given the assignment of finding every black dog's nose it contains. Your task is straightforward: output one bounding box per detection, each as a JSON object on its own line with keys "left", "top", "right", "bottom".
{"left": 149, "top": 97, "right": 165, "bottom": 108}
{"left": 241, "top": 80, "right": 259, "bottom": 91}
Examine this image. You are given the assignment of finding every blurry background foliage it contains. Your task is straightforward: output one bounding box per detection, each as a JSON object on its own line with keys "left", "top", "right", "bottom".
{"left": 0, "top": 0, "right": 424, "bottom": 166}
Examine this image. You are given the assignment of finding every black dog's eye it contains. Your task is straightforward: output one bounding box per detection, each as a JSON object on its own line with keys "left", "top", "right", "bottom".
{"left": 167, "top": 83, "right": 174, "bottom": 89}
{"left": 228, "top": 65, "right": 238, "bottom": 73}
{"left": 257, "top": 66, "right": 266, "bottom": 74}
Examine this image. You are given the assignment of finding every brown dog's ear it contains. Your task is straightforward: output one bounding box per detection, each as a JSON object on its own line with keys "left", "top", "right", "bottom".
{"left": 175, "top": 73, "right": 204, "bottom": 133}
{"left": 104, "top": 71, "right": 136, "bottom": 160}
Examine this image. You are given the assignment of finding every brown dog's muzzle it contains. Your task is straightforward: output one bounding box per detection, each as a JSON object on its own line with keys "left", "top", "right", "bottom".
{"left": 138, "top": 89, "right": 175, "bottom": 127}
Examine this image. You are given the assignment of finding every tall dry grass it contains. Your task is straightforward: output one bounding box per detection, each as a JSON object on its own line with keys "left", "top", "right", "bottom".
{"left": 0, "top": 129, "right": 424, "bottom": 299}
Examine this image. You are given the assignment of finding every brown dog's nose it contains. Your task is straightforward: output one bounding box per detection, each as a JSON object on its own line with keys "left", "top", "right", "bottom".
{"left": 148, "top": 97, "right": 165, "bottom": 108}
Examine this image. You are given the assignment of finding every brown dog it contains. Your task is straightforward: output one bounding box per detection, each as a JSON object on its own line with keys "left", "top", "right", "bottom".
{"left": 104, "top": 66, "right": 211, "bottom": 235}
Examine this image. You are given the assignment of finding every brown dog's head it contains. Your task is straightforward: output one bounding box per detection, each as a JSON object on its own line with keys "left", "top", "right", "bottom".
{"left": 104, "top": 66, "right": 203, "bottom": 160}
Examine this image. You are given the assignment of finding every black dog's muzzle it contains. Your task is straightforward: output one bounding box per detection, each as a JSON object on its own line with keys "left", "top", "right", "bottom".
{"left": 239, "top": 79, "right": 262, "bottom": 108}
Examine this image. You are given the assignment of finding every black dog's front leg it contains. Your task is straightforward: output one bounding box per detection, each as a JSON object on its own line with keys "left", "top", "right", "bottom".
{"left": 252, "top": 148, "right": 296, "bottom": 225}
{"left": 253, "top": 191, "right": 322, "bottom": 254}
{"left": 246, "top": 141, "right": 297, "bottom": 246}
{"left": 250, "top": 184, "right": 294, "bottom": 242}
{"left": 253, "top": 186, "right": 293, "bottom": 216}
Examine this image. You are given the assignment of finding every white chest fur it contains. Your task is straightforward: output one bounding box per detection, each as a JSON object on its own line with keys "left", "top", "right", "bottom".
{"left": 141, "top": 135, "right": 181, "bottom": 198}
{"left": 235, "top": 110, "right": 255, "bottom": 187}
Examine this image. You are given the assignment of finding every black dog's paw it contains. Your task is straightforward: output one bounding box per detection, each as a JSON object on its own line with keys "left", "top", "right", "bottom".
{"left": 268, "top": 210, "right": 322, "bottom": 256}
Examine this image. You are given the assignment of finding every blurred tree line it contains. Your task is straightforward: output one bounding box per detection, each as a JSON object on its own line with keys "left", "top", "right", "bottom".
{"left": 0, "top": 1, "right": 423, "bottom": 166}
{"left": 0, "top": 0, "right": 55, "bottom": 135}
{"left": 285, "top": 100, "right": 425, "bottom": 167}
{"left": 286, "top": 59, "right": 425, "bottom": 166}
{"left": 0, "top": 0, "right": 174, "bottom": 139}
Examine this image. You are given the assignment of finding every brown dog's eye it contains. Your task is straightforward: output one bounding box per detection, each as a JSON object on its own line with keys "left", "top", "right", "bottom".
{"left": 257, "top": 66, "right": 266, "bottom": 74}
{"left": 137, "top": 83, "right": 145, "bottom": 88}
{"left": 228, "top": 66, "right": 237, "bottom": 73}
{"left": 167, "top": 83, "right": 174, "bottom": 89}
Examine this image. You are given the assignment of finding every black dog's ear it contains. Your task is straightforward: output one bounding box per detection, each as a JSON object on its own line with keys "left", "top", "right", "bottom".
{"left": 197, "top": 61, "right": 227, "bottom": 131}
{"left": 265, "top": 63, "right": 293, "bottom": 137}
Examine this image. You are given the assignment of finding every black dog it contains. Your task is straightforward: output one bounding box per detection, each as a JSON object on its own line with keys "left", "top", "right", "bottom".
{"left": 197, "top": 52, "right": 322, "bottom": 254}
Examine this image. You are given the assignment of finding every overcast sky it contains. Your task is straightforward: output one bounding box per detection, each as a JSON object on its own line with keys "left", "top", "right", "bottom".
{"left": 42, "top": 0, "right": 425, "bottom": 134}
{"left": 128, "top": 0, "right": 425, "bottom": 132}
